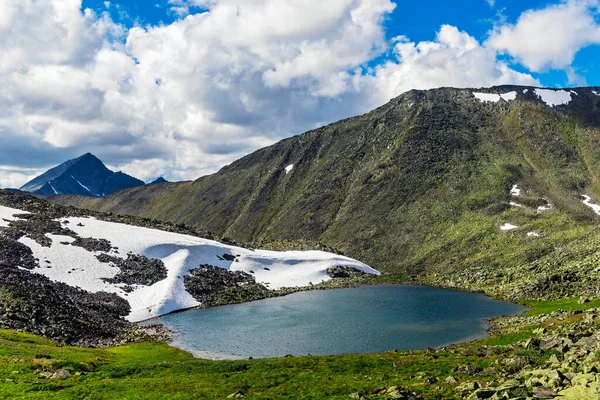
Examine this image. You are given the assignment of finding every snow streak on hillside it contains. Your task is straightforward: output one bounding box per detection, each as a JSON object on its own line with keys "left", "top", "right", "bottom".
{"left": 0, "top": 206, "right": 378, "bottom": 322}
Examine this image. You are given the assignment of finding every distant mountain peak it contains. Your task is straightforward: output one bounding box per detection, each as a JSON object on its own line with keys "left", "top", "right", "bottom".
{"left": 149, "top": 177, "right": 168, "bottom": 184}
{"left": 20, "top": 154, "right": 144, "bottom": 197}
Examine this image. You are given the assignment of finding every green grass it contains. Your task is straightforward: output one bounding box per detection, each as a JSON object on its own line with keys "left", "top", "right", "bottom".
{"left": 0, "top": 326, "right": 532, "bottom": 400}
{"left": 524, "top": 297, "right": 600, "bottom": 316}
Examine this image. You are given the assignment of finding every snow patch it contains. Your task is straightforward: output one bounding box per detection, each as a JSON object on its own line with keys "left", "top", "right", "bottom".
{"left": 592, "top": 90, "right": 600, "bottom": 96}
{"left": 523, "top": 89, "right": 529, "bottom": 94}
{"left": 527, "top": 232, "right": 541, "bottom": 237}
{"left": 501, "top": 91, "right": 517, "bottom": 101}
{"left": 534, "top": 89, "right": 572, "bottom": 106}
{"left": 13, "top": 211, "right": 378, "bottom": 322}
{"left": 285, "top": 164, "right": 294, "bottom": 174}
{"left": 509, "top": 202, "right": 524, "bottom": 208}
{"left": 71, "top": 175, "right": 94, "bottom": 195}
{"left": 582, "top": 195, "right": 600, "bottom": 216}
{"left": 500, "top": 223, "right": 519, "bottom": 231}
{"left": 48, "top": 182, "right": 59, "bottom": 195}
{"left": 0, "top": 206, "right": 29, "bottom": 228}
{"left": 537, "top": 205, "right": 552, "bottom": 213}
{"left": 510, "top": 184, "right": 521, "bottom": 197}
{"left": 473, "top": 92, "right": 517, "bottom": 103}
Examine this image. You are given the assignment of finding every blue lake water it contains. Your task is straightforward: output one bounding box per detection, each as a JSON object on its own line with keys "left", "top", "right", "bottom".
{"left": 159, "top": 285, "right": 526, "bottom": 359}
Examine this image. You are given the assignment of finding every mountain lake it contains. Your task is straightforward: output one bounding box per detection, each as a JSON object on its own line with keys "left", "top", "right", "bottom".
{"left": 157, "top": 285, "right": 526, "bottom": 359}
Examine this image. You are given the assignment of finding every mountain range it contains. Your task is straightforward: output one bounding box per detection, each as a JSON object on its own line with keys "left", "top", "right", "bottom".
{"left": 20, "top": 153, "right": 150, "bottom": 197}
{"left": 51, "top": 85, "right": 600, "bottom": 279}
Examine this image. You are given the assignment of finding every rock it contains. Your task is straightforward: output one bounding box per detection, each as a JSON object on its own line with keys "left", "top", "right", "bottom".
{"left": 349, "top": 393, "right": 361, "bottom": 399}
{"left": 454, "top": 365, "right": 483, "bottom": 376}
{"left": 532, "top": 387, "right": 557, "bottom": 399}
{"left": 533, "top": 327, "right": 547, "bottom": 335}
{"left": 478, "top": 367, "right": 501, "bottom": 376}
{"left": 226, "top": 391, "right": 245, "bottom": 398}
{"left": 51, "top": 370, "right": 71, "bottom": 380}
{"left": 502, "top": 356, "right": 530, "bottom": 373}
{"left": 494, "top": 382, "right": 528, "bottom": 398}
{"left": 545, "top": 370, "right": 567, "bottom": 388}
{"left": 466, "top": 388, "right": 496, "bottom": 399}
{"left": 579, "top": 296, "right": 591, "bottom": 304}
{"left": 455, "top": 381, "right": 480, "bottom": 395}
{"left": 38, "top": 371, "right": 53, "bottom": 379}
{"left": 445, "top": 376, "right": 457, "bottom": 384}
{"left": 523, "top": 337, "right": 541, "bottom": 350}
{"left": 548, "top": 354, "right": 561, "bottom": 366}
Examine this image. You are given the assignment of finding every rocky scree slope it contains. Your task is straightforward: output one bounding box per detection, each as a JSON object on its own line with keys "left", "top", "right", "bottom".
{"left": 52, "top": 86, "right": 600, "bottom": 279}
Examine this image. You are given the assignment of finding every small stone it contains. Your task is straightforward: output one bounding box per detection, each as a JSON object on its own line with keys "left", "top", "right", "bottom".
{"left": 466, "top": 388, "right": 496, "bottom": 399}
{"left": 455, "top": 381, "right": 480, "bottom": 394}
{"left": 51, "top": 369, "right": 71, "bottom": 380}
{"left": 445, "top": 376, "right": 457, "bottom": 384}
{"left": 38, "top": 371, "right": 53, "bottom": 379}
{"left": 532, "top": 387, "right": 557, "bottom": 399}
{"left": 533, "top": 327, "right": 547, "bottom": 335}
{"left": 226, "top": 391, "right": 245, "bottom": 398}
{"left": 579, "top": 296, "right": 591, "bottom": 304}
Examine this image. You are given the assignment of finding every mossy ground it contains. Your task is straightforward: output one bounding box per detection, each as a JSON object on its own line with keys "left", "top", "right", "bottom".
{"left": 0, "top": 293, "right": 593, "bottom": 399}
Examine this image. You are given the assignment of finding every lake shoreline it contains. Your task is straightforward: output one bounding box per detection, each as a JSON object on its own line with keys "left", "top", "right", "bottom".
{"left": 149, "top": 283, "right": 526, "bottom": 360}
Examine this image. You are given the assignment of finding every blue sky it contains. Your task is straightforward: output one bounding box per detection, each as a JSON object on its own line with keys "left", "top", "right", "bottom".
{"left": 81, "top": 0, "right": 600, "bottom": 89}
{"left": 2, "top": 0, "right": 600, "bottom": 187}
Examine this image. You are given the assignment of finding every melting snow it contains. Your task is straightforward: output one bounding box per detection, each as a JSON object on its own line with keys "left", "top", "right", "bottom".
{"left": 537, "top": 205, "right": 551, "bottom": 213}
{"left": 473, "top": 92, "right": 517, "bottom": 103}
{"left": 582, "top": 195, "right": 600, "bottom": 216}
{"left": 510, "top": 184, "right": 521, "bottom": 197}
{"left": 285, "top": 164, "right": 294, "bottom": 174}
{"left": 0, "top": 206, "right": 29, "bottom": 228}
{"left": 500, "top": 223, "right": 519, "bottom": 231}
{"left": 534, "top": 89, "right": 573, "bottom": 106}
{"left": 9, "top": 210, "right": 378, "bottom": 322}
{"left": 527, "top": 232, "right": 541, "bottom": 237}
{"left": 592, "top": 90, "right": 600, "bottom": 96}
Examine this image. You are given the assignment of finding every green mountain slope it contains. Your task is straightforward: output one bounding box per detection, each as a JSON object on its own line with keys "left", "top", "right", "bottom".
{"left": 52, "top": 86, "right": 600, "bottom": 276}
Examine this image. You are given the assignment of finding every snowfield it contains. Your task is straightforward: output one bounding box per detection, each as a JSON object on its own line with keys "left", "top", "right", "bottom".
{"left": 0, "top": 206, "right": 28, "bottom": 228}
{"left": 0, "top": 206, "right": 379, "bottom": 322}
{"left": 534, "top": 89, "right": 573, "bottom": 107}
{"left": 473, "top": 91, "right": 517, "bottom": 103}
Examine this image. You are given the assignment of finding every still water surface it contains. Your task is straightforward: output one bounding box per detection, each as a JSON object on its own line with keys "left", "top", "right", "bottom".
{"left": 159, "top": 285, "right": 526, "bottom": 358}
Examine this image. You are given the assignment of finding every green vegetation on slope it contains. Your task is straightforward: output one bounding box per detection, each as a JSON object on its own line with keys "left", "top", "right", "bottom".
{"left": 51, "top": 86, "right": 600, "bottom": 278}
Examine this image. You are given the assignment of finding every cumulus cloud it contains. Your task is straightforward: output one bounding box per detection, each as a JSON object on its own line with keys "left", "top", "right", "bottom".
{"left": 364, "top": 26, "right": 539, "bottom": 105}
{"left": 0, "top": 0, "right": 555, "bottom": 188}
{"left": 487, "top": 0, "right": 600, "bottom": 71}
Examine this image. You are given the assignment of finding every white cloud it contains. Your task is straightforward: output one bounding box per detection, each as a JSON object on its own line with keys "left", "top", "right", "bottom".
{"left": 363, "top": 26, "right": 538, "bottom": 105}
{"left": 0, "top": 0, "right": 546, "bottom": 188}
{"left": 0, "top": 166, "right": 44, "bottom": 189}
{"left": 487, "top": 0, "right": 600, "bottom": 72}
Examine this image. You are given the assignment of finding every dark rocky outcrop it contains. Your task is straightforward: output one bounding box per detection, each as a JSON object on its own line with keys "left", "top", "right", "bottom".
{"left": 71, "top": 237, "right": 114, "bottom": 253}
{"left": 98, "top": 254, "right": 167, "bottom": 286}
{"left": 0, "top": 236, "right": 38, "bottom": 270}
{"left": 1, "top": 213, "right": 76, "bottom": 247}
{"left": 0, "top": 265, "right": 132, "bottom": 346}
{"left": 327, "top": 266, "right": 370, "bottom": 279}
{"left": 184, "top": 265, "right": 270, "bottom": 307}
